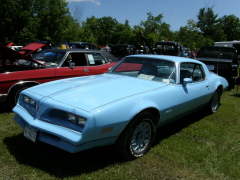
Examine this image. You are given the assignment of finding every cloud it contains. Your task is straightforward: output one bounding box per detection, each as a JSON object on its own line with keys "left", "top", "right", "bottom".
{"left": 66, "top": 0, "right": 101, "bottom": 5}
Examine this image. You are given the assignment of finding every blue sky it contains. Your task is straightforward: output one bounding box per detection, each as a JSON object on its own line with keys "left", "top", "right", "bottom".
{"left": 67, "top": 0, "right": 240, "bottom": 31}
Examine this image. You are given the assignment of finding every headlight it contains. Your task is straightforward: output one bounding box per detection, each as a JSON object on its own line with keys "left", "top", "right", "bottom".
{"left": 22, "top": 95, "right": 37, "bottom": 116}
{"left": 42, "top": 109, "right": 87, "bottom": 132}
{"left": 23, "top": 95, "right": 36, "bottom": 107}
{"left": 67, "top": 113, "right": 87, "bottom": 128}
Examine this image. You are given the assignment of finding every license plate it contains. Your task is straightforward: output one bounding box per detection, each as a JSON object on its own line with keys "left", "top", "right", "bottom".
{"left": 24, "top": 126, "right": 37, "bottom": 142}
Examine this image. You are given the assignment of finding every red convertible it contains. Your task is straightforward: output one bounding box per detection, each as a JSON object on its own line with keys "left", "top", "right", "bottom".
{"left": 0, "top": 44, "right": 118, "bottom": 109}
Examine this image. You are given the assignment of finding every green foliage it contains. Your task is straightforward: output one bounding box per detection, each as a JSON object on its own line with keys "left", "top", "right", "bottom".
{"left": 1, "top": 2, "right": 240, "bottom": 50}
{"left": 176, "top": 20, "right": 214, "bottom": 50}
{"left": 197, "top": 7, "right": 226, "bottom": 42}
{"left": 219, "top": 15, "right": 240, "bottom": 41}
{"left": 0, "top": 0, "right": 79, "bottom": 45}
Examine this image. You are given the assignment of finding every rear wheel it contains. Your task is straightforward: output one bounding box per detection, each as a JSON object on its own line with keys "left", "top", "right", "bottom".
{"left": 115, "top": 111, "right": 156, "bottom": 160}
{"left": 207, "top": 89, "right": 220, "bottom": 114}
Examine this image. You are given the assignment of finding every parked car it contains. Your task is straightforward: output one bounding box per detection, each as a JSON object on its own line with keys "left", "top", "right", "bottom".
{"left": 13, "top": 55, "right": 228, "bottom": 160}
{"left": 196, "top": 46, "right": 238, "bottom": 89}
{"left": 68, "top": 42, "right": 100, "bottom": 50}
{"left": 19, "top": 42, "right": 51, "bottom": 57}
{"left": 111, "top": 44, "right": 137, "bottom": 60}
{"left": 0, "top": 44, "right": 118, "bottom": 109}
{"left": 154, "top": 41, "right": 184, "bottom": 56}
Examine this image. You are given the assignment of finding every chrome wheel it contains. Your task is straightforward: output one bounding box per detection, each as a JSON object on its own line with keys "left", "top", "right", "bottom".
{"left": 211, "top": 91, "right": 219, "bottom": 113}
{"left": 130, "top": 121, "right": 152, "bottom": 153}
{"left": 114, "top": 111, "right": 156, "bottom": 160}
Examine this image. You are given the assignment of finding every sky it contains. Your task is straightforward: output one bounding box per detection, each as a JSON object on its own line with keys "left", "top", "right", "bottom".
{"left": 67, "top": 0, "right": 240, "bottom": 31}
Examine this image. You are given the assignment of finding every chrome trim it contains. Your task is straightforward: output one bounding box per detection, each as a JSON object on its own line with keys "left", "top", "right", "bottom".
{"left": 0, "top": 94, "right": 7, "bottom": 102}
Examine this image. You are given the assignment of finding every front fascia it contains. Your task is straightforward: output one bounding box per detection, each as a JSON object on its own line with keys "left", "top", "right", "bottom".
{"left": 13, "top": 92, "right": 97, "bottom": 153}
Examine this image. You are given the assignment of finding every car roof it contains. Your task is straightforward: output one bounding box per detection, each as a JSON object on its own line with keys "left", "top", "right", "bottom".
{"left": 69, "top": 42, "right": 91, "bottom": 45}
{"left": 41, "top": 48, "right": 102, "bottom": 53}
{"left": 127, "top": 54, "right": 204, "bottom": 64}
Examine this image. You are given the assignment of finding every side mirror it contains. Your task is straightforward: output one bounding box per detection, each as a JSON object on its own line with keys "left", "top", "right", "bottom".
{"left": 69, "top": 62, "right": 75, "bottom": 67}
{"left": 183, "top": 78, "right": 192, "bottom": 86}
{"left": 207, "top": 65, "right": 214, "bottom": 71}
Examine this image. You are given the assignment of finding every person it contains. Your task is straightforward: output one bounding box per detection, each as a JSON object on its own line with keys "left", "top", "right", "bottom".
{"left": 105, "top": 44, "right": 110, "bottom": 52}
{"left": 192, "top": 49, "right": 197, "bottom": 59}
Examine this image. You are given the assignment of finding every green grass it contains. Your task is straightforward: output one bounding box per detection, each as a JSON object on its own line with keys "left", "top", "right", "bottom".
{"left": 0, "top": 88, "right": 240, "bottom": 180}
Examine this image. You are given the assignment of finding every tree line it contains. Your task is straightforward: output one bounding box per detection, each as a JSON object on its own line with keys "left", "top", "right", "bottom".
{"left": 1, "top": 0, "right": 240, "bottom": 50}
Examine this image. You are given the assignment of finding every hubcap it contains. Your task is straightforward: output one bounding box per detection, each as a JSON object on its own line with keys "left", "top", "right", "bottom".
{"left": 211, "top": 92, "right": 219, "bottom": 111}
{"left": 131, "top": 121, "right": 152, "bottom": 153}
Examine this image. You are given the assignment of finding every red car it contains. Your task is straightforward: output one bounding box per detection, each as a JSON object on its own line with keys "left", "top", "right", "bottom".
{"left": 0, "top": 44, "right": 118, "bottom": 109}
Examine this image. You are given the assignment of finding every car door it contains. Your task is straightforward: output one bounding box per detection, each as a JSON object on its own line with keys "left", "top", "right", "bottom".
{"left": 85, "top": 53, "right": 116, "bottom": 75}
{"left": 55, "top": 52, "right": 91, "bottom": 79}
{"left": 168, "top": 63, "right": 211, "bottom": 119}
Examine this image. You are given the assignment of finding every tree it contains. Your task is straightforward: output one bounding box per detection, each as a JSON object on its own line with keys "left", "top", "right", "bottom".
{"left": 219, "top": 15, "right": 240, "bottom": 41}
{"left": 0, "top": 0, "right": 35, "bottom": 44}
{"left": 138, "top": 12, "right": 173, "bottom": 46}
{"left": 177, "top": 19, "right": 214, "bottom": 50}
{"left": 80, "top": 16, "right": 133, "bottom": 45}
{"left": 0, "top": 0, "right": 79, "bottom": 45}
{"left": 71, "top": 3, "right": 85, "bottom": 26}
{"left": 197, "top": 7, "right": 225, "bottom": 41}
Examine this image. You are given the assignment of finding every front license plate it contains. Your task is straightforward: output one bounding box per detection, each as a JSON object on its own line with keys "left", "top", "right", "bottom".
{"left": 24, "top": 126, "right": 37, "bottom": 142}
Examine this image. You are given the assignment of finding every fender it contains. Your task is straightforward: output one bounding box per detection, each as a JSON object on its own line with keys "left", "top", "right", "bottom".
{"left": 8, "top": 81, "right": 40, "bottom": 96}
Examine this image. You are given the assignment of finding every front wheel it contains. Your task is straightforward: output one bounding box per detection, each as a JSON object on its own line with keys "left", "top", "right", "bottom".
{"left": 115, "top": 111, "right": 156, "bottom": 160}
{"left": 207, "top": 90, "right": 220, "bottom": 114}
{"left": 7, "top": 84, "right": 34, "bottom": 110}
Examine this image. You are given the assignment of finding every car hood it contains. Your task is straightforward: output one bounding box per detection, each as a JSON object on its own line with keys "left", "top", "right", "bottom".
{"left": 27, "top": 74, "right": 168, "bottom": 111}
{"left": 20, "top": 42, "right": 45, "bottom": 51}
{"left": 0, "top": 43, "right": 44, "bottom": 65}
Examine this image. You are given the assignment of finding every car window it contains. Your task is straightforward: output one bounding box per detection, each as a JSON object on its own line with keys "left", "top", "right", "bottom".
{"left": 34, "top": 51, "right": 65, "bottom": 67}
{"left": 180, "top": 63, "right": 205, "bottom": 83}
{"left": 62, "top": 53, "right": 87, "bottom": 67}
{"left": 87, "top": 53, "right": 107, "bottom": 66}
{"left": 109, "top": 56, "right": 176, "bottom": 83}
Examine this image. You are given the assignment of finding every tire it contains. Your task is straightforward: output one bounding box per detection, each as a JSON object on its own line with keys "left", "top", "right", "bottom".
{"left": 115, "top": 111, "right": 156, "bottom": 160}
{"left": 207, "top": 89, "right": 220, "bottom": 114}
{"left": 7, "top": 85, "right": 33, "bottom": 110}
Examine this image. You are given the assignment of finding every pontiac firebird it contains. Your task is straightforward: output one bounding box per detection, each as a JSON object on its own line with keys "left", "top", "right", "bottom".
{"left": 13, "top": 55, "right": 229, "bottom": 160}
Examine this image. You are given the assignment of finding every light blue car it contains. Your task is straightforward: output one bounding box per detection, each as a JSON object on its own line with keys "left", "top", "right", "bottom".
{"left": 13, "top": 55, "right": 229, "bottom": 160}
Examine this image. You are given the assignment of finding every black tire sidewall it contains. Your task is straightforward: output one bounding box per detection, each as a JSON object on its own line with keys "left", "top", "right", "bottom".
{"left": 128, "top": 118, "right": 155, "bottom": 158}
{"left": 7, "top": 85, "right": 30, "bottom": 109}
{"left": 115, "top": 111, "right": 156, "bottom": 160}
{"left": 209, "top": 90, "right": 220, "bottom": 114}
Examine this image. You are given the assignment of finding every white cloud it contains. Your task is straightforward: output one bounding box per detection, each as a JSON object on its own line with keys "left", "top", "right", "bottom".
{"left": 66, "top": 0, "right": 101, "bottom": 5}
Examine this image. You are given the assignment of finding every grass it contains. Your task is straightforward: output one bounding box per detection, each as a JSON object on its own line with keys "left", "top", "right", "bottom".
{"left": 0, "top": 88, "right": 240, "bottom": 180}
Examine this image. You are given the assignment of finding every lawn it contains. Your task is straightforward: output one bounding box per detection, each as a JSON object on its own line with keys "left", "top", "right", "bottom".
{"left": 0, "top": 88, "right": 240, "bottom": 180}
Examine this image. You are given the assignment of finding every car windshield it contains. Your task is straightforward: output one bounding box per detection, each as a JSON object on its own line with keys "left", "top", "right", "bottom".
{"left": 108, "top": 56, "right": 176, "bottom": 83}
{"left": 198, "top": 47, "right": 236, "bottom": 59}
{"left": 34, "top": 51, "right": 66, "bottom": 67}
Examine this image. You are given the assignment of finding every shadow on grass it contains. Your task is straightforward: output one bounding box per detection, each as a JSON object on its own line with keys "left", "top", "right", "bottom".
{"left": 4, "top": 135, "right": 122, "bottom": 178}
{"left": 230, "top": 93, "right": 240, "bottom": 97}
{"left": 3, "top": 108, "right": 211, "bottom": 178}
{"left": 0, "top": 102, "right": 12, "bottom": 114}
{"left": 153, "top": 108, "right": 211, "bottom": 146}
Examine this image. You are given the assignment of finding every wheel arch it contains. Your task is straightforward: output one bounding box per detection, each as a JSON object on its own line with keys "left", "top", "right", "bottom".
{"left": 114, "top": 107, "right": 160, "bottom": 143}
{"left": 216, "top": 84, "right": 223, "bottom": 96}
{"left": 7, "top": 81, "right": 40, "bottom": 96}
{"left": 6, "top": 81, "right": 40, "bottom": 109}
{"left": 137, "top": 107, "right": 160, "bottom": 125}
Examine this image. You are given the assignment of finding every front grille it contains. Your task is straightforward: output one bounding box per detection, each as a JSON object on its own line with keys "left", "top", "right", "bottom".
{"left": 49, "top": 109, "right": 68, "bottom": 120}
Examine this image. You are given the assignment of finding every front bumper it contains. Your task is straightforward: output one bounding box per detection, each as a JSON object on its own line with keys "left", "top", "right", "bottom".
{"left": 13, "top": 105, "right": 95, "bottom": 153}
